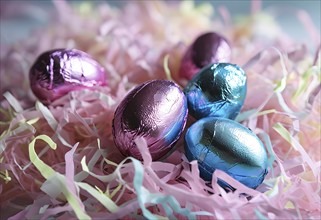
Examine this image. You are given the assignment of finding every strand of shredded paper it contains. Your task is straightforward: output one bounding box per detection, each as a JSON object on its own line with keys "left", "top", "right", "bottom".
{"left": 1, "top": 1, "right": 320, "bottom": 219}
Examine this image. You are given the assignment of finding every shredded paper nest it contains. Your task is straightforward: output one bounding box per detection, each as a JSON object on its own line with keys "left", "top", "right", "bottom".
{"left": 0, "top": 1, "right": 320, "bottom": 219}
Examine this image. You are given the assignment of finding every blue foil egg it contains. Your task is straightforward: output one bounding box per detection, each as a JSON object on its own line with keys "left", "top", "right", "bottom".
{"left": 184, "top": 63, "right": 247, "bottom": 120}
{"left": 185, "top": 117, "right": 268, "bottom": 189}
{"left": 113, "top": 80, "right": 188, "bottom": 161}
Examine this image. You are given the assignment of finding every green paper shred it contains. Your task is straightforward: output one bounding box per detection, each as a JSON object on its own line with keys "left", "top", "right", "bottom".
{"left": 0, "top": 168, "right": 11, "bottom": 183}
{"left": 292, "top": 66, "right": 320, "bottom": 102}
{"left": 56, "top": 174, "right": 91, "bottom": 220}
{"left": 81, "top": 156, "right": 119, "bottom": 182}
{"left": 28, "top": 135, "right": 91, "bottom": 219}
{"left": 257, "top": 109, "right": 277, "bottom": 116}
{"left": 28, "top": 135, "right": 57, "bottom": 179}
{"left": 163, "top": 54, "right": 173, "bottom": 81}
{"left": 76, "top": 182, "right": 118, "bottom": 212}
{"left": 75, "top": 139, "right": 103, "bottom": 181}
{"left": 273, "top": 123, "right": 291, "bottom": 143}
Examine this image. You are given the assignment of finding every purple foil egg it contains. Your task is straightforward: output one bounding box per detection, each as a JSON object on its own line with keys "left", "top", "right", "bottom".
{"left": 112, "top": 80, "right": 188, "bottom": 160}
{"left": 29, "top": 48, "right": 107, "bottom": 104}
{"left": 179, "top": 32, "right": 231, "bottom": 80}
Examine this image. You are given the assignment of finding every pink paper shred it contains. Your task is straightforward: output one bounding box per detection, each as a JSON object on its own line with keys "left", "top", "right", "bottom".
{"left": 0, "top": 1, "right": 320, "bottom": 219}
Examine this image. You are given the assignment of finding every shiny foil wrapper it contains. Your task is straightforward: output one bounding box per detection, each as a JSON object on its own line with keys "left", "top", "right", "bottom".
{"left": 29, "top": 48, "right": 107, "bottom": 104}
{"left": 185, "top": 117, "right": 268, "bottom": 189}
{"left": 113, "top": 80, "right": 188, "bottom": 161}
{"left": 184, "top": 63, "right": 247, "bottom": 120}
{"left": 179, "top": 32, "right": 231, "bottom": 81}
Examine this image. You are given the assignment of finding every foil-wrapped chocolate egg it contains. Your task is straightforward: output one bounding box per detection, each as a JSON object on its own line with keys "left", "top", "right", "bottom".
{"left": 184, "top": 63, "right": 247, "bottom": 120}
{"left": 185, "top": 117, "right": 268, "bottom": 189}
{"left": 179, "top": 32, "right": 231, "bottom": 80}
{"left": 112, "top": 80, "right": 188, "bottom": 160}
{"left": 29, "top": 48, "right": 107, "bottom": 104}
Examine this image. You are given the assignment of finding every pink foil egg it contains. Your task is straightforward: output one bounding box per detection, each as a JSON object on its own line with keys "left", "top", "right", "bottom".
{"left": 29, "top": 48, "right": 107, "bottom": 104}
{"left": 112, "top": 80, "right": 188, "bottom": 160}
{"left": 179, "top": 32, "right": 232, "bottom": 80}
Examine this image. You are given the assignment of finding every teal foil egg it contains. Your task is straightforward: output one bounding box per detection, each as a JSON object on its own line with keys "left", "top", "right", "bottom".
{"left": 184, "top": 63, "right": 247, "bottom": 120}
{"left": 184, "top": 117, "right": 268, "bottom": 189}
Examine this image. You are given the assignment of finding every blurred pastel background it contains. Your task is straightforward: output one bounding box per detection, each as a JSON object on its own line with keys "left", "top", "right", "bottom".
{"left": 1, "top": 0, "right": 320, "bottom": 48}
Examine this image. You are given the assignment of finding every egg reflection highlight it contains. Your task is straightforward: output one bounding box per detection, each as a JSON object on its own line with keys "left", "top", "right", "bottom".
{"left": 29, "top": 48, "right": 107, "bottom": 104}
{"left": 112, "top": 80, "right": 188, "bottom": 160}
{"left": 184, "top": 117, "right": 268, "bottom": 189}
{"left": 184, "top": 63, "right": 247, "bottom": 120}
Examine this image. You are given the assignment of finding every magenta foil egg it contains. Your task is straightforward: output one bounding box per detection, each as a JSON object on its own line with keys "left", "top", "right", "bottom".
{"left": 29, "top": 48, "right": 107, "bottom": 104}
{"left": 179, "top": 32, "right": 232, "bottom": 80}
{"left": 112, "top": 80, "right": 188, "bottom": 160}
